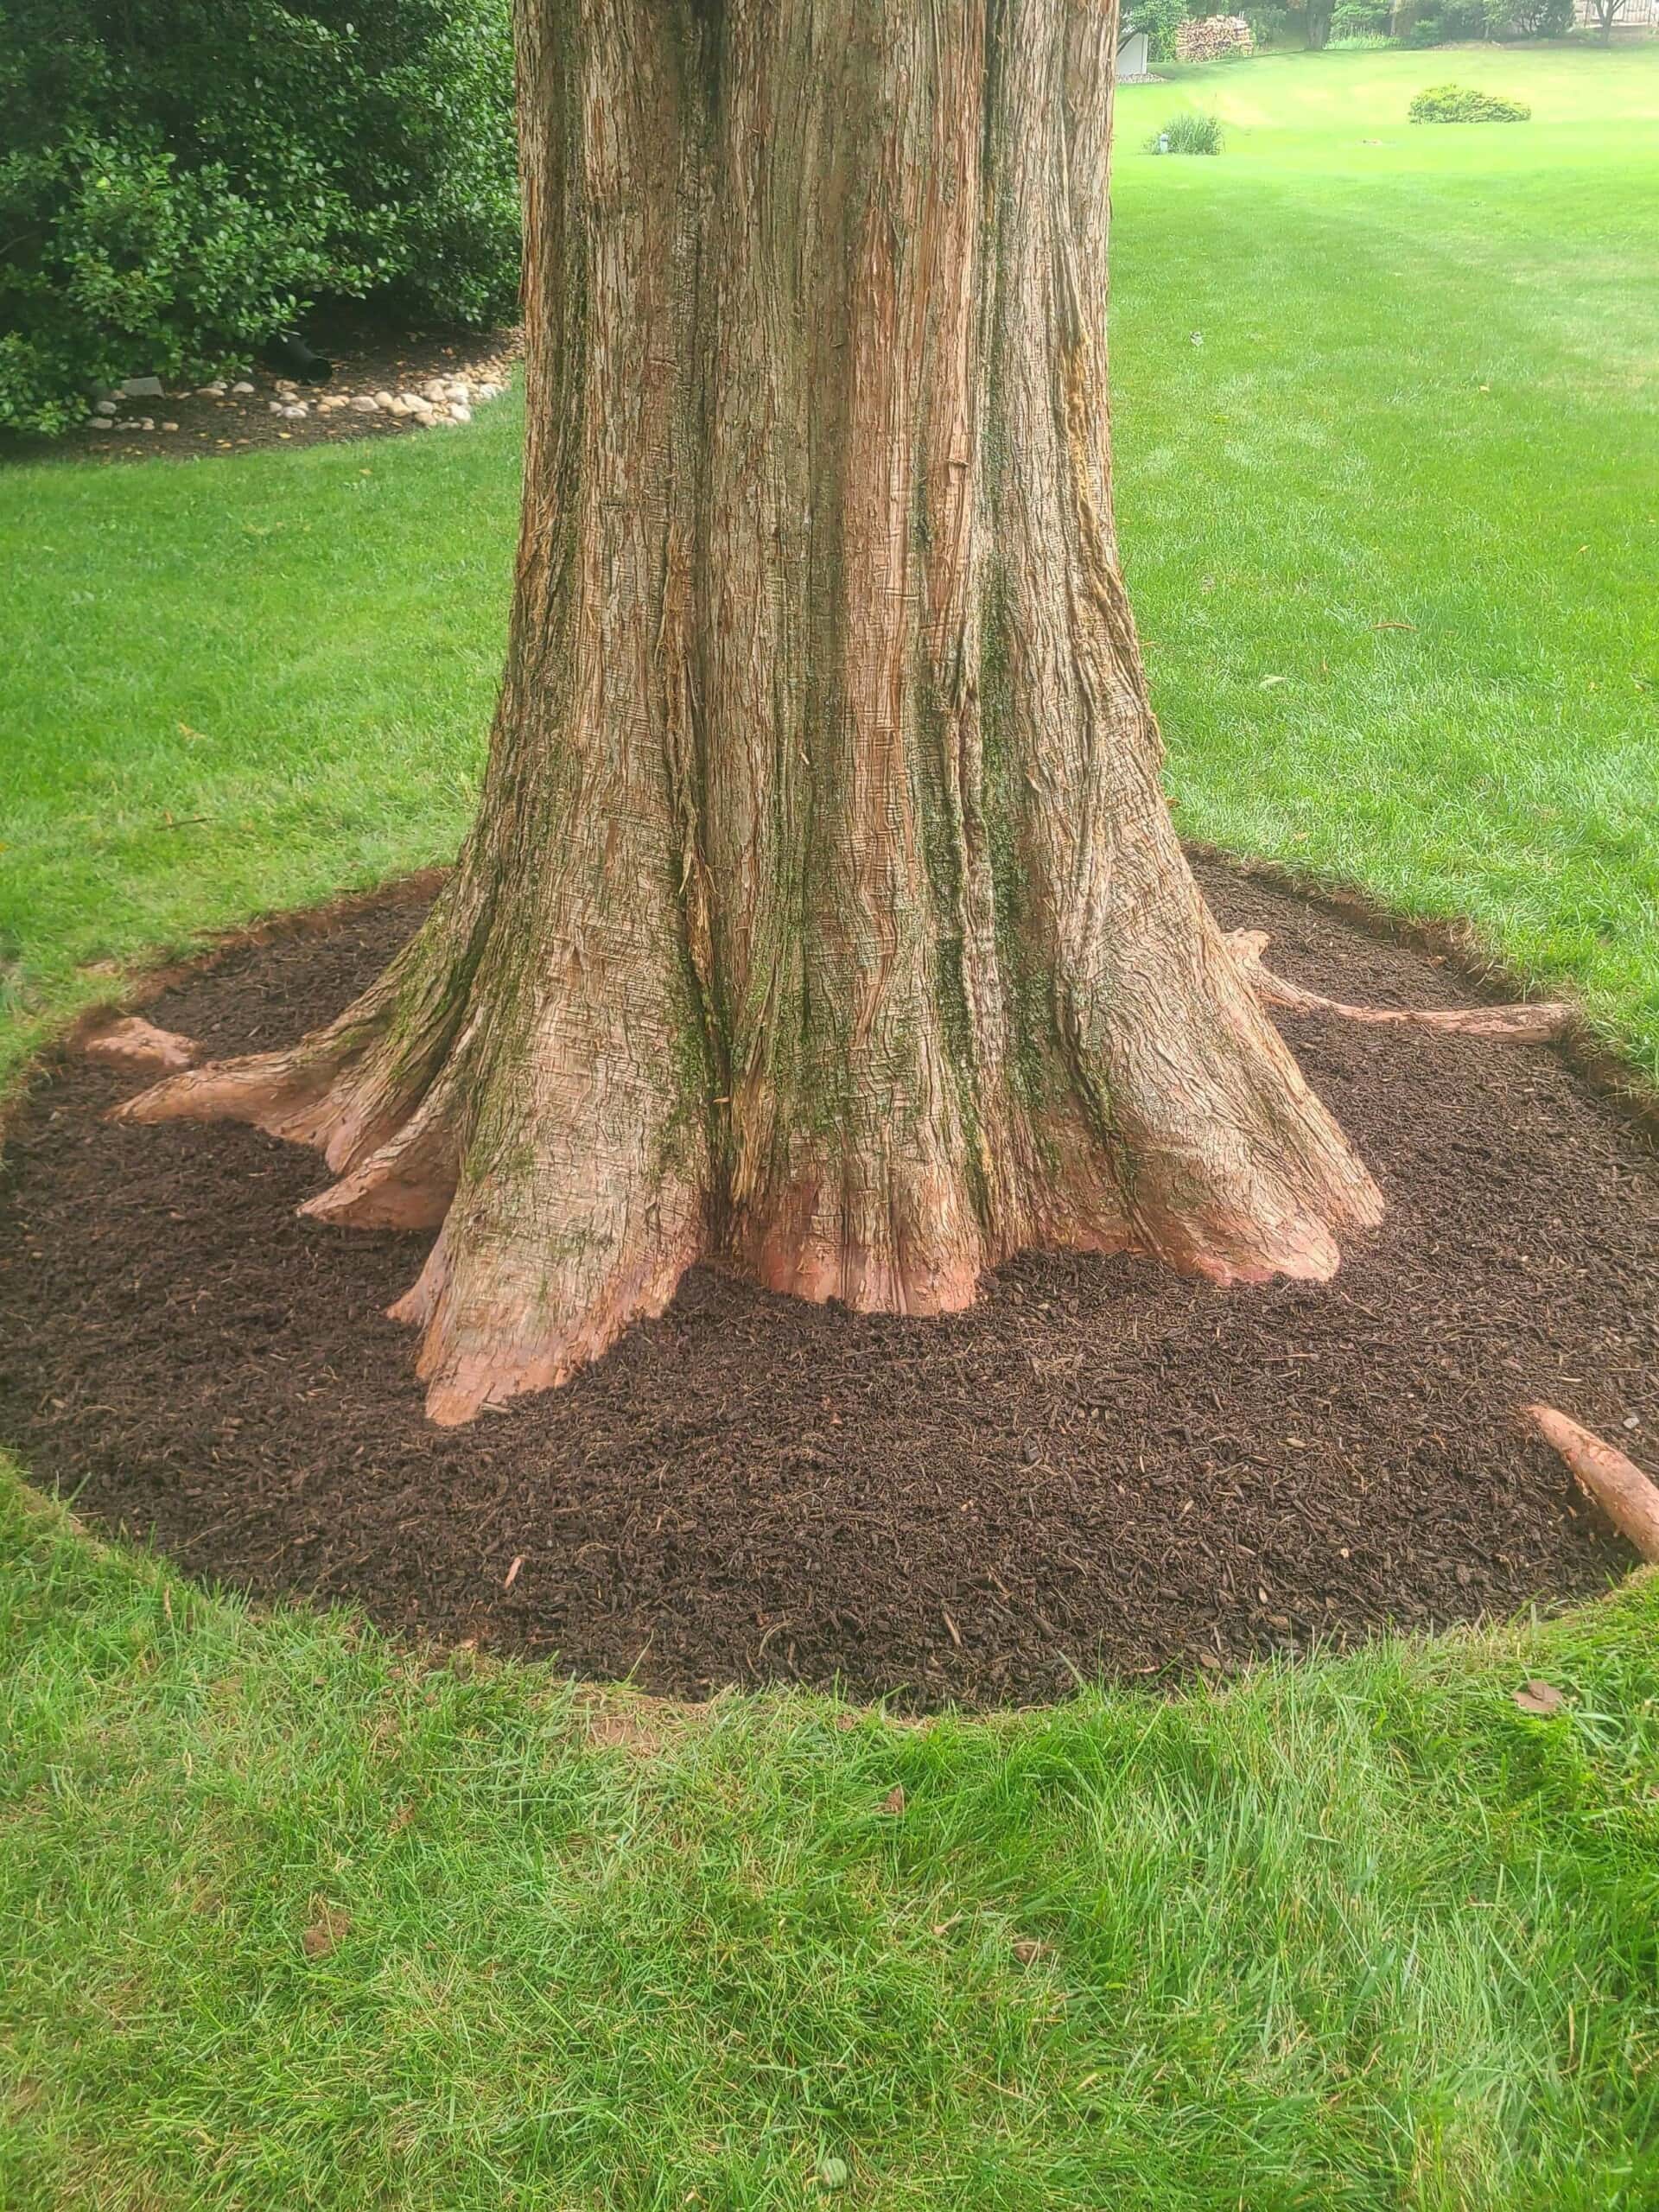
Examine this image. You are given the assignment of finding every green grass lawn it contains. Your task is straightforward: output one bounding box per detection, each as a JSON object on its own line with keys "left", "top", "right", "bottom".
{"left": 4, "top": 42, "right": 1659, "bottom": 2212}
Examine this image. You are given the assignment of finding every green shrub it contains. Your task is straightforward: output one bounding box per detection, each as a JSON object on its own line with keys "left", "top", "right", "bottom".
{"left": 1331, "top": 0, "right": 1393, "bottom": 33}
{"left": 1242, "top": 3, "right": 1294, "bottom": 44}
{"left": 1327, "top": 30, "right": 1398, "bottom": 43}
{"left": 1408, "top": 82, "right": 1533, "bottom": 121}
{"left": 1127, "top": 0, "right": 1192, "bottom": 61}
{"left": 1484, "top": 0, "right": 1574, "bottom": 33}
{"left": 1399, "top": 0, "right": 1490, "bottom": 36}
{"left": 1147, "top": 111, "right": 1227, "bottom": 156}
{"left": 0, "top": 0, "right": 518, "bottom": 435}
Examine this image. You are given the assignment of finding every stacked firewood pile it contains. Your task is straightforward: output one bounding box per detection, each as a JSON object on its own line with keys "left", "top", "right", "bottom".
{"left": 1175, "top": 15, "right": 1255, "bottom": 59}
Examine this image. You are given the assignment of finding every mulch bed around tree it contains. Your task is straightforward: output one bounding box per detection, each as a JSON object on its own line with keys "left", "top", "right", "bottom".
{"left": 3, "top": 860, "right": 1656, "bottom": 1709}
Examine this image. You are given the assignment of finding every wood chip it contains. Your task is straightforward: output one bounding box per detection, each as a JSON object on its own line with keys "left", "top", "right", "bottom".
{"left": 1512, "top": 1680, "right": 1566, "bottom": 1717}
{"left": 84, "top": 1018, "right": 199, "bottom": 1073}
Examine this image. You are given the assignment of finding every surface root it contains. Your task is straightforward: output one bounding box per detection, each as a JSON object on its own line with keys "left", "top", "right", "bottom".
{"left": 1225, "top": 929, "right": 1572, "bottom": 1041}
{"left": 1522, "top": 1403, "right": 1659, "bottom": 1564}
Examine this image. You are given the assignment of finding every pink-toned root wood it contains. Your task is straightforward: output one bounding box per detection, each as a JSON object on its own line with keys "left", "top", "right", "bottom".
{"left": 1522, "top": 1403, "right": 1659, "bottom": 1564}
{"left": 85, "top": 1019, "right": 199, "bottom": 1074}
{"left": 1225, "top": 930, "right": 1573, "bottom": 1041}
{"left": 388, "top": 1205, "right": 706, "bottom": 1427}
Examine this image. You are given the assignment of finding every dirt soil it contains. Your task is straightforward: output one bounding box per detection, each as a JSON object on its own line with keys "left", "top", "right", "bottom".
{"left": 3, "top": 860, "right": 1655, "bottom": 1709}
{"left": 2, "top": 317, "right": 519, "bottom": 468}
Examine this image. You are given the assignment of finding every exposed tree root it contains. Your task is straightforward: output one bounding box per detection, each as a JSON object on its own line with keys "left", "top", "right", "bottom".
{"left": 1522, "top": 1403, "right": 1659, "bottom": 1564}
{"left": 1225, "top": 929, "right": 1573, "bottom": 1041}
{"left": 392, "top": 1181, "right": 707, "bottom": 1427}
{"left": 111, "top": 1049, "right": 351, "bottom": 1150}
{"left": 84, "top": 1019, "right": 200, "bottom": 1074}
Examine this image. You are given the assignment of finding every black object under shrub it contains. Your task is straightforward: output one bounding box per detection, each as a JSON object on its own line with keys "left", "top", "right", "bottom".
{"left": 0, "top": 0, "right": 518, "bottom": 434}
{"left": 261, "top": 332, "right": 335, "bottom": 385}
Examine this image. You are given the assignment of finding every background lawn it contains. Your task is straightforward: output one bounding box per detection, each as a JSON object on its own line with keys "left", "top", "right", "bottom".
{"left": 3, "top": 42, "right": 1659, "bottom": 2212}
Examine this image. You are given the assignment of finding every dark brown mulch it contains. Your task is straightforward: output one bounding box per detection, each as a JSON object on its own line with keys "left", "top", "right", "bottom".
{"left": 3, "top": 860, "right": 1656, "bottom": 1710}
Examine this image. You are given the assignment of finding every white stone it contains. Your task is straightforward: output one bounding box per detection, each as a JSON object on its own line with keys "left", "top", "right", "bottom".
{"left": 350, "top": 394, "right": 380, "bottom": 413}
{"left": 231, "top": 381, "right": 255, "bottom": 394}
{"left": 91, "top": 420, "right": 113, "bottom": 432}
{"left": 119, "top": 375, "right": 164, "bottom": 398}
{"left": 445, "top": 381, "right": 471, "bottom": 404}
{"left": 196, "top": 382, "right": 226, "bottom": 396}
{"left": 269, "top": 401, "right": 284, "bottom": 413}
{"left": 117, "top": 420, "right": 141, "bottom": 430}
{"left": 423, "top": 379, "right": 449, "bottom": 404}
{"left": 282, "top": 403, "right": 308, "bottom": 419}
{"left": 448, "top": 403, "right": 473, "bottom": 424}
{"left": 140, "top": 417, "right": 155, "bottom": 430}
{"left": 474, "top": 382, "right": 501, "bottom": 403}
{"left": 275, "top": 379, "right": 298, "bottom": 395}
{"left": 94, "top": 399, "right": 118, "bottom": 416}
{"left": 397, "top": 392, "right": 424, "bottom": 412}
{"left": 162, "top": 421, "right": 179, "bottom": 431}
{"left": 372, "top": 390, "right": 395, "bottom": 409}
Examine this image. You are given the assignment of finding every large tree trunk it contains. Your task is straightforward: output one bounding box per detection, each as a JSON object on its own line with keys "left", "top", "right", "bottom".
{"left": 120, "top": 0, "right": 1382, "bottom": 1423}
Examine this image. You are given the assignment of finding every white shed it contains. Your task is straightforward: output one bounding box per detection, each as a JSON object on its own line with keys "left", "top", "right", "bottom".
{"left": 1116, "top": 28, "right": 1151, "bottom": 79}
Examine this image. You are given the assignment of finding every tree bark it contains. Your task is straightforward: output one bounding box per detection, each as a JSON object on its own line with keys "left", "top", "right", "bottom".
{"left": 119, "top": 0, "right": 1382, "bottom": 1423}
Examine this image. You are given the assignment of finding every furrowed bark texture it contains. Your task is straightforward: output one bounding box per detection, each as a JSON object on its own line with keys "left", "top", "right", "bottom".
{"left": 120, "top": 0, "right": 1382, "bottom": 1421}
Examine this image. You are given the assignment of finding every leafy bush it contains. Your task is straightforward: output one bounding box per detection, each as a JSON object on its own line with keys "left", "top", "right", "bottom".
{"left": 1127, "top": 0, "right": 1192, "bottom": 60}
{"left": 1147, "top": 111, "right": 1227, "bottom": 155}
{"left": 1408, "top": 82, "right": 1533, "bottom": 121}
{"left": 1398, "top": 0, "right": 1490, "bottom": 36}
{"left": 1242, "top": 3, "right": 1294, "bottom": 44}
{"left": 1327, "top": 32, "right": 1397, "bottom": 44}
{"left": 0, "top": 0, "right": 518, "bottom": 435}
{"left": 1484, "top": 0, "right": 1574, "bottom": 33}
{"left": 1331, "top": 0, "right": 1393, "bottom": 33}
